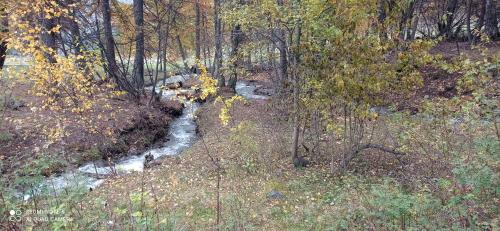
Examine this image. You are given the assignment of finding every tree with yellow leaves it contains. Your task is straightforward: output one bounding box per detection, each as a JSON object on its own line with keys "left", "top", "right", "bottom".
{"left": 5, "top": 0, "right": 121, "bottom": 150}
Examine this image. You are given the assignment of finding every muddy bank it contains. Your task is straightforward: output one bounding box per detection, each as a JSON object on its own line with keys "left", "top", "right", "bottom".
{"left": 94, "top": 100, "right": 184, "bottom": 162}
{"left": 6, "top": 78, "right": 265, "bottom": 198}
{"left": 0, "top": 96, "right": 184, "bottom": 184}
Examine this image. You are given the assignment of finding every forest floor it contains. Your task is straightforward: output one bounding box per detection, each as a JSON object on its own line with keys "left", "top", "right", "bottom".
{"left": 82, "top": 91, "right": 341, "bottom": 230}
{"left": 73, "top": 87, "right": 446, "bottom": 229}
{"left": 0, "top": 81, "right": 184, "bottom": 184}
{"left": 73, "top": 77, "right": 443, "bottom": 229}
{"left": 1, "top": 41, "right": 498, "bottom": 230}
{"left": 69, "top": 42, "right": 498, "bottom": 229}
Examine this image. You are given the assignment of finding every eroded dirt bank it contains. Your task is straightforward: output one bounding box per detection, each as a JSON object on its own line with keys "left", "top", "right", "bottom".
{"left": 0, "top": 82, "right": 184, "bottom": 184}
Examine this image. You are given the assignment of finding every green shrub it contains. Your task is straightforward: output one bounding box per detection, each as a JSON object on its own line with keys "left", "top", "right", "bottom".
{"left": 229, "top": 121, "right": 260, "bottom": 174}
{"left": 0, "top": 131, "right": 13, "bottom": 142}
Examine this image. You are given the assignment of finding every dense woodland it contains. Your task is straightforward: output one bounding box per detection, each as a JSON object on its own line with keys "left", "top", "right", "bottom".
{"left": 0, "top": 0, "right": 499, "bottom": 230}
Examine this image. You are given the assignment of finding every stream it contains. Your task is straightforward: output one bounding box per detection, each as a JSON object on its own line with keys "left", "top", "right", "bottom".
{"left": 235, "top": 81, "right": 270, "bottom": 100}
{"left": 20, "top": 77, "right": 269, "bottom": 200}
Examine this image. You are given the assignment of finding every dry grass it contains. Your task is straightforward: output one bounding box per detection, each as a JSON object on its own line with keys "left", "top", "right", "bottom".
{"left": 81, "top": 96, "right": 397, "bottom": 230}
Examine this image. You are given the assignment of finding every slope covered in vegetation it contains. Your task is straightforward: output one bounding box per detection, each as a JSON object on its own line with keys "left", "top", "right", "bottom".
{"left": 0, "top": 0, "right": 499, "bottom": 230}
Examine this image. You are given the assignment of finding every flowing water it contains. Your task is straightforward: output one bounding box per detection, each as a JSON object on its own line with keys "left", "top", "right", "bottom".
{"left": 20, "top": 75, "right": 196, "bottom": 199}
{"left": 235, "top": 81, "right": 270, "bottom": 100}
{"left": 21, "top": 76, "right": 268, "bottom": 200}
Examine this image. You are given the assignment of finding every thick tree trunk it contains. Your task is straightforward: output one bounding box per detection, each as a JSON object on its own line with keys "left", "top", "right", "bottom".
{"left": 102, "top": 0, "right": 119, "bottom": 81}
{"left": 484, "top": 0, "right": 499, "bottom": 39}
{"left": 101, "top": 0, "right": 135, "bottom": 95}
{"left": 195, "top": 0, "right": 201, "bottom": 61}
{"left": 133, "top": 0, "right": 145, "bottom": 93}
{"left": 214, "top": 0, "right": 224, "bottom": 87}
{"left": 228, "top": 24, "right": 243, "bottom": 90}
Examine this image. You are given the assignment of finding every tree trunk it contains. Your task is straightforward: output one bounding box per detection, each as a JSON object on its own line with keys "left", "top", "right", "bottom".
{"left": 133, "top": 0, "right": 145, "bottom": 93}
{"left": 0, "top": 40, "right": 6, "bottom": 70}
{"left": 202, "top": 12, "right": 212, "bottom": 69}
{"left": 157, "top": 24, "right": 171, "bottom": 102}
{"left": 41, "top": 15, "right": 57, "bottom": 63}
{"left": 377, "top": 0, "right": 387, "bottom": 40}
{"left": 399, "top": 1, "right": 415, "bottom": 40}
{"left": 466, "top": 0, "right": 473, "bottom": 42}
{"left": 410, "top": 0, "right": 423, "bottom": 40}
{"left": 195, "top": 0, "right": 201, "bottom": 61}
{"left": 484, "top": 0, "right": 499, "bottom": 39}
{"left": 438, "top": 0, "right": 459, "bottom": 39}
{"left": 377, "top": 0, "right": 387, "bottom": 23}
{"left": 59, "top": 0, "right": 83, "bottom": 56}
{"left": 102, "top": 0, "right": 119, "bottom": 84}
{"left": 267, "top": 42, "right": 276, "bottom": 77}
{"left": 151, "top": 19, "right": 163, "bottom": 103}
{"left": 214, "top": 0, "right": 224, "bottom": 87}
{"left": 246, "top": 52, "right": 252, "bottom": 70}
{"left": 275, "top": 0, "right": 288, "bottom": 99}
{"left": 228, "top": 24, "right": 243, "bottom": 90}
{"left": 291, "top": 21, "right": 302, "bottom": 162}
{"left": 0, "top": 6, "right": 8, "bottom": 70}
{"left": 68, "top": 17, "right": 82, "bottom": 56}
{"left": 101, "top": 0, "right": 135, "bottom": 95}
{"left": 477, "top": 0, "right": 487, "bottom": 32}
{"left": 176, "top": 35, "right": 189, "bottom": 71}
